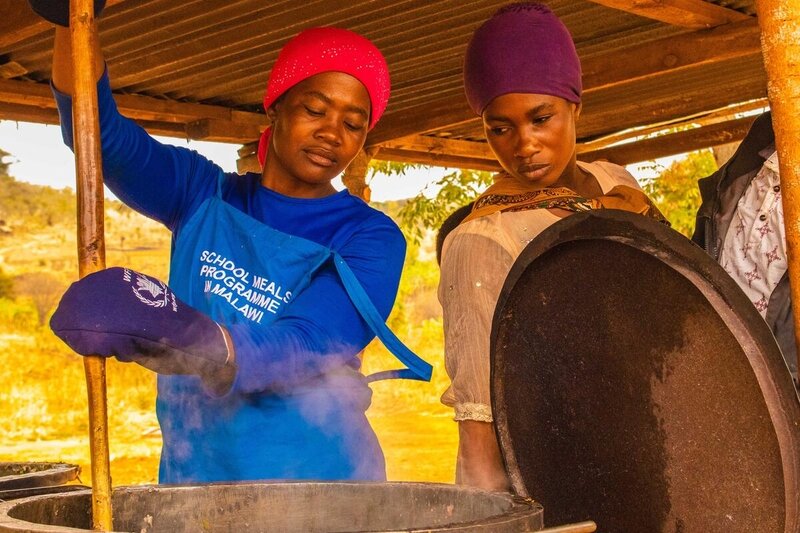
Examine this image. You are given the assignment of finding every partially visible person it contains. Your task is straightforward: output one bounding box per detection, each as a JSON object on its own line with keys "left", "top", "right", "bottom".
{"left": 438, "top": 2, "right": 666, "bottom": 491}
{"left": 694, "top": 111, "right": 798, "bottom": 388}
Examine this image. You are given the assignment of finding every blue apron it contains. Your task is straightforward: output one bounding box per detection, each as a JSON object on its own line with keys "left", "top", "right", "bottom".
{"left": 156, "top": 175, "right": 432, "bottom": 483}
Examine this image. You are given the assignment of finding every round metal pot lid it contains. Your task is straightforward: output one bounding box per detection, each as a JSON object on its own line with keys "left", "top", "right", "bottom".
{"left": 491, "top": 210, "right": 800, "bottom": 533}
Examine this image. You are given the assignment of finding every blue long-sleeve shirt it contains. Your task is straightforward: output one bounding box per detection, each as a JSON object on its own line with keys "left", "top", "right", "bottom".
{"left": 53, "top": 72, "right": 406, "bottom": 396}
{"left": 54, "top": 71, "right": 407, "bottom": 482}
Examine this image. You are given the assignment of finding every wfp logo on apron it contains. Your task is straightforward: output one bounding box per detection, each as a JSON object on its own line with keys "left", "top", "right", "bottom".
{"left": 198, "top": 250, "right": 292, "bottom": 324}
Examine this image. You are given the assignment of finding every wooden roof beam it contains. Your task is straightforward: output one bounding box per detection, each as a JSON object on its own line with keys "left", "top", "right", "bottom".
{"left": 3, "top": 107, "right": 750, "bottom": 173}
{"left": 578, "top": 115, "right": 757, "bottom": 165}
{"left": 367, "top": 94, "right": 474, "bottom": 147}
{"left": 379, "top": 134, "right": 495, "bottom": 161}
{"left": 184, "top": 118, "right": 262, "bottom": 144}
{"left": 0, "top": 77, "right": 268, "bottom": 142}
{"left": 585, "top": 0, "right": 750, "bottom": 29}
{"left": 0, "top": 101, "right": 60, "bottom": 124}
{"left": 582, "top": 17, "right": 759, "bottom": 91}
{"left": 373, "top": 146, "right": 501, "bottom": 172}
{"left": 0, "top": 0, "right": 51, "bottom": 51}
{"left": 374, "top": 135, "right": 501, "bottom": 172}
{"left": 367, "top": 18, "right": 761, "bottom": 146}
{"left": 577, "top": 98, "right": 769, "bottom": 152}
{"left": 0, "top": 0, "right": 129, "bottom": 51}
{"left": 367, "top": 114, "right": 758, "bottom": 172}
{"left": 0, "top": 100, "right": 217, "bottom": 140}
{"left": 577, "top": 73, "right": 765, "bottom": 141}
{"left": 233, "top": 134, "right": 503, "bottom": 173}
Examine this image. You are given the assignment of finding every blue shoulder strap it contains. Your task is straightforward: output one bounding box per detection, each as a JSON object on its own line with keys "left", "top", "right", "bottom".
{"left": 215, "top": 171, "right": 225, "bottom": 198}
{"left": 332, "top": 252, "right": 433, "bottom": 383}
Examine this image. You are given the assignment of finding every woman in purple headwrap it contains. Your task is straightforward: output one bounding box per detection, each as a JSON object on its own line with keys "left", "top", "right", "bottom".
{"left": 438, "top": 2, "right": 665, "bottom": 490}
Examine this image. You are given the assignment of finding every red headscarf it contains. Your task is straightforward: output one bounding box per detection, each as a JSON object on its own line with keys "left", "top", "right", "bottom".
{"left": 257, "top": 27, "right": 391, "bottom": 167}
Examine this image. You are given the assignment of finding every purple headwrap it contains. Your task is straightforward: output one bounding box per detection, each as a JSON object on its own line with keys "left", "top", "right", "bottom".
{"left": 463, "top": 2, "right": 582, "bottom": 115}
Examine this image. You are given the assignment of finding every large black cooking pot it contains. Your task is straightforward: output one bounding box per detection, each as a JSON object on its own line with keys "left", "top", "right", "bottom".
{"left": 0, "top": 482, "right": 549, "bottom": 532}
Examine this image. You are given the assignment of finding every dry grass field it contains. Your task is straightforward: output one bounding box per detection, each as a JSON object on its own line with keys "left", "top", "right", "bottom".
{"left": 0, "top": 203, "right": 457, "bottom": 487}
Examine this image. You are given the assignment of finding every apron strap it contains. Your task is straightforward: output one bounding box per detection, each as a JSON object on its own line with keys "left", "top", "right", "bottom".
{"left": 332, "top": 252, "right": 433, "bottom": 383}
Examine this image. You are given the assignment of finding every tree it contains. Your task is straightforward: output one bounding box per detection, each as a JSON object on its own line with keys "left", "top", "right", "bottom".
{"left": 0, "top": 148, "right": 77, "bottom": 231}
{"left": 369, "top": 161, "right": 493, "bottom": 244}
{"left": 641, "top": 150, "right": 717, "bottom": 238}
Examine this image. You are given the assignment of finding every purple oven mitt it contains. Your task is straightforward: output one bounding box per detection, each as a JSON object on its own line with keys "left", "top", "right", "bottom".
{"left": 50, "top": 267, "right": 235, "bottom": 395}
{"left": 26, "top": 0, "right": 106, "bottom": 27}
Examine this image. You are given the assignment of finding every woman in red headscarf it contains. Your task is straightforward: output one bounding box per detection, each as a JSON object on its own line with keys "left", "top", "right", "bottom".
{"left": 39, "top": 2, "right": 431, "bottom": 484}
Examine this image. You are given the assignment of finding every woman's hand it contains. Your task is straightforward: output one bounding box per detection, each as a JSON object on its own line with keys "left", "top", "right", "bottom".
{"left": 456, "top": 420, "right": 512, "bottom": 491}
{"left": 51, "top": 267, "right": 236, "bottom": 395}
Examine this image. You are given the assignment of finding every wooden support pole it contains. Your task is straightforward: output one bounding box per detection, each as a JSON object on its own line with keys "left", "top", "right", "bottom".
{"left": 755, "top": 3, "right": 800, "bottom": 530}
{"left": 69, "top": 0, "right": 113, "bottom": 529}
{"left": 757, "top": 1, "right": 800, "bottom": 345}
{"left": 236, "top": 141, "right": 260, "bottom": 175}
{"left": 342, "top": 148, "right": 375, "bottom": 202}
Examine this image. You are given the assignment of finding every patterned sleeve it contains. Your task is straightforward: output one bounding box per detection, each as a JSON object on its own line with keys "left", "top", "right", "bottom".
{"left": 438, "top": 218, "right": 514, "bottom": 422}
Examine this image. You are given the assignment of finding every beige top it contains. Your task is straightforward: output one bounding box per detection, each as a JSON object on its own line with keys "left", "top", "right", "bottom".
{"left": 439, "top": 160, "right": 641, "bottom": 422}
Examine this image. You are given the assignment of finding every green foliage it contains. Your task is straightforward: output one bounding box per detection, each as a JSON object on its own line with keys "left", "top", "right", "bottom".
{"left": 641, "top": 150, "right": 717, "bottom": 237}
{"left": 396, "top": 169, "right": 493, "bottom": 244}
{"left": 368, "top": 160, "right": 422, "bottom": 179}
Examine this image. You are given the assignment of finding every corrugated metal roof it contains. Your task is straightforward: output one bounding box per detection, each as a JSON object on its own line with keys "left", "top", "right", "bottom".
{"left": 0, "top": 0, "right": 766, "bottom": 167}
